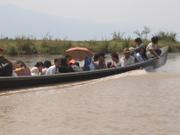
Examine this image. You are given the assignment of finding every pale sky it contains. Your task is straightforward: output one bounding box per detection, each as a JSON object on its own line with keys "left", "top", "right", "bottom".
{"left": 0, "top": 0, "right": 180, "bottom": 40}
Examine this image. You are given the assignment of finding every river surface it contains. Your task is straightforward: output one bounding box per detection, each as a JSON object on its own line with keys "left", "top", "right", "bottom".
{"left": 0, "top": 53, "right": 180, "bottom": 135}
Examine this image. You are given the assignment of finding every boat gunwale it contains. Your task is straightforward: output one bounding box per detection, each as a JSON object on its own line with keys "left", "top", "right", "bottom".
{"left": 0, "top": 58, "right": 157, "bottom": 81}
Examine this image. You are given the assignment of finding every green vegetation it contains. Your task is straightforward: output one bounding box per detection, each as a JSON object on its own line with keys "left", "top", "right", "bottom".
{"left": 0, "top": 30, "right": 180, "bottom": 56}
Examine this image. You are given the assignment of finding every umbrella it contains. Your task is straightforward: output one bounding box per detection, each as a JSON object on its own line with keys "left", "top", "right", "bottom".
{"left": 65, "top": 47, "right": 94, "bottom": 61}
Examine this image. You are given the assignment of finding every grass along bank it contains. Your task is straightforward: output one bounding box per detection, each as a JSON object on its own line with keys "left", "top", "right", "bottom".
{"left": 0, "top": 31, "right": 180, "bottom": 56}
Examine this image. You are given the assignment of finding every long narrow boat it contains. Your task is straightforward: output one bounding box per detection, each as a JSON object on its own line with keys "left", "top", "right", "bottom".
{"left": 0, "top": 47, "right": 168, "bottom": 90}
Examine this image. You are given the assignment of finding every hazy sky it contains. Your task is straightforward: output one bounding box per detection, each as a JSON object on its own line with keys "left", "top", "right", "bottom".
{"left": 0, "top": 0, "right": 180, "bottom": 40}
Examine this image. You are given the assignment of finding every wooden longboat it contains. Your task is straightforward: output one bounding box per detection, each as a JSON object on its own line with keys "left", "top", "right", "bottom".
{"left": 0, "top": 47, "right": 168, "bottom": 90}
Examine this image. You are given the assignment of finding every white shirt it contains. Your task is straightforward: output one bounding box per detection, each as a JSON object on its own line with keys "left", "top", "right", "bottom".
{"left": 146, "top": 42, "right": 158, "bottom": 58}
{"left": 31, "top": 67, "right": 41, "bottom": 76}
{"left": 120, "top": 56, "right": 135, "bottom": 67}
{"left": 46, "top": 65, "right": 59, "bottom": 75}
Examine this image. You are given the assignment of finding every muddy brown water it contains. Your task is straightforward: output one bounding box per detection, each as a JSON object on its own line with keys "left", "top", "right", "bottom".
{"left": 0, "top": 53, "right": 180, "bottom": 135}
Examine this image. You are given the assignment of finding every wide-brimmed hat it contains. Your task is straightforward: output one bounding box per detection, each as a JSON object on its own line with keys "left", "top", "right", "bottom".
{"left": 123, "top": 48, "right": 131, "bottom": 54}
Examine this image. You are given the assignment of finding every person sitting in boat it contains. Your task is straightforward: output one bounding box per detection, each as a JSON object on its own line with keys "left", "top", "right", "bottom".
{"left": 14, "top": 60, "right": 31, "bottom": 76}
{"left": 133, "top": 38, "right": 147, "bottom": 59}
{"left": 108, "top": 52, "right": 120, "bottom": 68}
{"left": 135, "top": 47, "right": 147, "bottom": 62}
{"left": 42, "top": 60, "right": 51, "bottom": 75}
{"left": 65, "top": 55, "right": 73, "bottom": 65}
{"left": 134, "top": 38, "right": 146, "bottom": 52}
{"left": 0, "top": 48, "right": 13, "bottom": 76}
{"left": 94, "top": 52, "right": 107, "bottom": 69}
{"left": 146, "top": 36, "right": 161, "bottom": 58}
{"left": 31, "top": 62, "right": 44, "bottom": 76}
{"left": 59, "top": 57, "right": 74, "bottom": 73}
{"left": 120, "top": 48, "right": 135, "bottom": 67}
{"left": 129, "top": 47, "right": 135, "bottom": 56}
{"left": 46, "top": 58, "right": 61, "bottom": 75}
{"left": 83, "top": 56, "right": 95, "bottom": 71}
{"left": 69, "top": 59, "right": 82, "bottom": 72}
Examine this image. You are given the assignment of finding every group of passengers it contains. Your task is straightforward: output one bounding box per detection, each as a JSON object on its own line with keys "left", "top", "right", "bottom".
{"left": 0, "top": 36, "right": 161, "bottom": 77}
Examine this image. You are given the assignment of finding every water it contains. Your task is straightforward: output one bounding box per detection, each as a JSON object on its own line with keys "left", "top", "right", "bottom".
{"left": 0, "top": 53, "right": 180, "bottom": 135}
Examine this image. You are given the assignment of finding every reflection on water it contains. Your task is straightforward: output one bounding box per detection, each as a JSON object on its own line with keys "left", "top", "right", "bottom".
{"left": 0, "top": 53, "right": 180, "bottom": 135}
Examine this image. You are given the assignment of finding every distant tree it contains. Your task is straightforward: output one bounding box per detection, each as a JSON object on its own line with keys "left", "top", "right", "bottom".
{"left": 112, "top": 32, "right": 125, "bottom": 41}
{"left": 157, "top": 31, "right": 177, "bottom": 42}
{"left": 134, "top": 26, "right": 151, "bottom": 40}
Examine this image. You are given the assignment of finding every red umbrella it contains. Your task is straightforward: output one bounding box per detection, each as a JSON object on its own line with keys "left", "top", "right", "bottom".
{"left": 65, "top": 47, "right": 94, "bottom": 61}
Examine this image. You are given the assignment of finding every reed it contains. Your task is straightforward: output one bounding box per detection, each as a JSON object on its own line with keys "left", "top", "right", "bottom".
{"left": 0, "top": 34, "right": 180, "bottom": 56}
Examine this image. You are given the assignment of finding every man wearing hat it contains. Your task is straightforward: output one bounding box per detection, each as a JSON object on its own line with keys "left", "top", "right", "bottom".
{"left": 120, "top": 48, "right": 135, "bottom": 67}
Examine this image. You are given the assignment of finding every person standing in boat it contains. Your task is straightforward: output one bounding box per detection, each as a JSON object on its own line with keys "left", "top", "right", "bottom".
{"left": 146, "top": 36, "right": 161, "bottom": 58}
{"left": 46, "top": 58, "right": 61, "bottom": 75}
{"left": 0, "top": 48, "right": 13, "bottom": 76}
{"left": 120, "top": 48, "right": 135, "bottom": 67}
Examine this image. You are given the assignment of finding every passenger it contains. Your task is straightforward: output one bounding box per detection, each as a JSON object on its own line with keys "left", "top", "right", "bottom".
{"left": 129, "top": 47, "right": 135, "bottom": 56}
{"left": 42, "top": 60, "right": 51, "bottom": 75}
{"left": 109, "top": 52, "right": 120, "bottom": 68}
{"left": 0, "top": 48, "right": 13, "bottom": 76}
{"left": 83, "top": 56, "right": 95, "bottom": 71}
{"left": 95, "top": 52, "right": 106, "bottom": 69}
{"left": 14, "top": 60, "right": 31, "bottom": 76}
{"left": 107, "top": 62, "right": 112, "bottom": 68}
{"left": 120, "top": 48, "right": 135, "bottom": 67}
{"left": 65, "top": 55, "right": 73, "bottom": 65}
{"left": 46, "top": 58, "right": 61, "bottom": 75}
{"left": 69, "top": 59, "right": 82, "bottom": 72}
{"left": 134, "top": 38, "right": 145, "bottom": 51}
{"left": 135, "top": 47, "right": 147, "bottom": 62}
{"left": 59, "top": 57, "right": 74, "bottom": 73}
{"left": 31, "top": 62, "right": 44, "bottom": 76}
{"left": 93, "top": 53, "right": 99, "bottom": 65}
{"left": 146, "top": 36, "right": 161, "bottom": 58}
{"left": 133, "top": 38, "right": 147, "bottom": 59}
